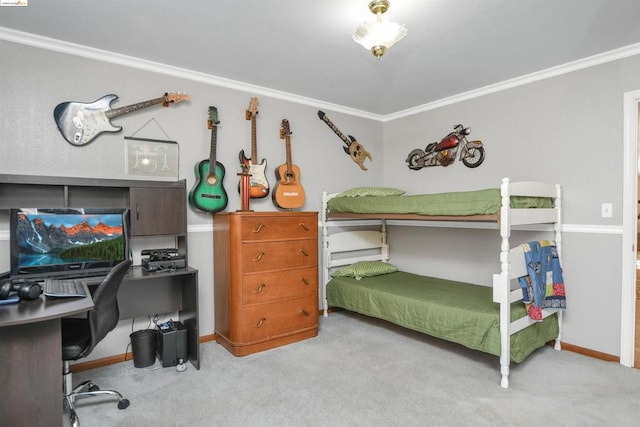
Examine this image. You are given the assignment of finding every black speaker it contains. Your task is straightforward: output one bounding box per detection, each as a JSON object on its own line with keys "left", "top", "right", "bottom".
{"left": 156, "top": 321, "right": 188, "bottom": 368}
{"left": 0, "top": 279, "right": 42, "bottom": 301}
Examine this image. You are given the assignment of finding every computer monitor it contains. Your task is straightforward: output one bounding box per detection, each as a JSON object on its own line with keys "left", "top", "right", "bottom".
{"left": 9, "top": 207, "right": 130, "bottom": 279}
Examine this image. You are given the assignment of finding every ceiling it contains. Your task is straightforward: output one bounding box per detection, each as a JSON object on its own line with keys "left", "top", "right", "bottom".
{"left": 1, "top": 0, "right": 640, "bottom": 116}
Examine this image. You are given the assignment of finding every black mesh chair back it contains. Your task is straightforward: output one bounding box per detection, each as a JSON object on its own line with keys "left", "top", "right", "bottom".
{"left": 85, "top": 259, "right": 132, "bottom": 357}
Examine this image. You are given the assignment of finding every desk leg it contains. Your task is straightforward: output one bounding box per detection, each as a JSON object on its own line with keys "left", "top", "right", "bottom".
{"left": 179, "top": 271, "right": 200, "bottom": 370}
{"left": 0, "top": 319, "right": 62, "bottom": 427}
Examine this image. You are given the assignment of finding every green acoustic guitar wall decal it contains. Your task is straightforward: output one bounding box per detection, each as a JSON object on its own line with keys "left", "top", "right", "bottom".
{"left": 189, "top": 106, "right": 228, "bottom": 214}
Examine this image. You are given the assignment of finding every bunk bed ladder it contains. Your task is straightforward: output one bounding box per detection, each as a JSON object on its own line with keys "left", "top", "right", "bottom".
{"left": 494, "top": 179, "right": 564, "bottom": 388}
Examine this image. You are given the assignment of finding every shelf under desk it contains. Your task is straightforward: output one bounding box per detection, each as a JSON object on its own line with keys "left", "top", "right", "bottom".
{"left": 117, "top": 266, "right": 200, "bottom": 370}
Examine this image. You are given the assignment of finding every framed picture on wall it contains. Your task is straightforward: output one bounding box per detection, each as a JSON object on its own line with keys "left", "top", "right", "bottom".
{"left": 124, "top": 137, "right": 179, "bottom": 180}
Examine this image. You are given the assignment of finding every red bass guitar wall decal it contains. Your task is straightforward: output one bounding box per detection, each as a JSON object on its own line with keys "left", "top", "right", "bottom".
{"left": 54, "top": 92, "right": 189, "bottom": 146}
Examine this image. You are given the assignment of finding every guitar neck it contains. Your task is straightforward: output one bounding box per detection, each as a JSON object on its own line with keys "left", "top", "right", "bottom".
{"left": 105, "top": 96, "right": 166, "bottom": 119}
{"left": 285, "top": 135, "right": 293, "bottom": 174}
{"left": 209, "top": 126, "right": 217, "bottom": 169}
{"left": 319, "top": 114, "right": 351, "bottom": 146}
{"left": 250, "top": 116, "right": 258, "bottom": 160}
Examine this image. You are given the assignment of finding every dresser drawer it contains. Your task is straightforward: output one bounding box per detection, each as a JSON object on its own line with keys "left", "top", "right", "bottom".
{"left": 215, "top": 211, "right": 319, "bottom": 356}
{"left": 242, "top": 267, "right": 317, "bottom": 305}
{"left": 235, "top": 295, "right": 318, "bottom": 343}
{"left": 239, "top": 215, "right": 316, "bottom": 241}
{"left": 241, "top": 240, "right": 317, "bottom": 273}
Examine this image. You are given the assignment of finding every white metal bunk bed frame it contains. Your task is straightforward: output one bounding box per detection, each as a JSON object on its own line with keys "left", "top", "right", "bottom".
{"left": 321, "top": 178, "right": 563, "bottom": 388}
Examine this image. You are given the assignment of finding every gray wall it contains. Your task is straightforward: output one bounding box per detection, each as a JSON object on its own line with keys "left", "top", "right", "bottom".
{"left": 0, "top": 40, "right": 382, "bottom": 361}
{"left": 382, "top": 55, "right": 640, "bottom": 356}
{"left": 1, "top": 38, "right": 639, "bottom": 359}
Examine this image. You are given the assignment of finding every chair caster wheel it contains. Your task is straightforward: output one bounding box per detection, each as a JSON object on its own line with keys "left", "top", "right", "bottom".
{"left": 118, "top": 398, "right": 130, "bottom": 410}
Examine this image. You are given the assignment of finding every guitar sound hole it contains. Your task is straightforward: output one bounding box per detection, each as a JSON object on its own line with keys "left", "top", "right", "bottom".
{"left": 206, "top": 175, "right": 218, "bottom": 185}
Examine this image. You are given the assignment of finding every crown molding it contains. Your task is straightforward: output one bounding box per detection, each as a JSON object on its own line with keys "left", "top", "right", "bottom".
{"left": 1, "top": 27, "right": 638, "bottom": 122}
{"left": 0, "top": 27, "right": 383, "bottom": 121}
{"left": 384, "top": 42, "right": 640, "bottom": 121}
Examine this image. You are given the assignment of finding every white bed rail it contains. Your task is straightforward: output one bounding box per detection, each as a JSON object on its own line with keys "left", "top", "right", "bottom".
{"left": 322, "top": 227, "right": 389, "bottom": 316}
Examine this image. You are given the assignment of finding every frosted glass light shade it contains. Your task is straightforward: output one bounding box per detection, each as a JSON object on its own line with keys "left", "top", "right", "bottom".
{"left": 353, "top": 20, "right": 407, "bottom": 58}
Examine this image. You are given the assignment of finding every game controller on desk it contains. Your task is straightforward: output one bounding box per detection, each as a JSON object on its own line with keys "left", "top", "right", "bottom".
{"left": 141, "top": 248, "right": 186, "bottom": 272}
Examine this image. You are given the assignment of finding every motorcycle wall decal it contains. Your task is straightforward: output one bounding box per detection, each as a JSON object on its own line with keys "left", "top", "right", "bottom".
{"left": 406, "top": 124, "right": 485, "bottom": 170}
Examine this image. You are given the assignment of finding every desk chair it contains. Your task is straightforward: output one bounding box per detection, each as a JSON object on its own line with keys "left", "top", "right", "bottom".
{"left": 61, "top": 259, "right": 132, "bottom": 427}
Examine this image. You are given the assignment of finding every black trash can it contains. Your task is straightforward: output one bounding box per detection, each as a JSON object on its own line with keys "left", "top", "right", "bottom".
{"left": 130, "top": 329, "right": 157, "bottom": 368}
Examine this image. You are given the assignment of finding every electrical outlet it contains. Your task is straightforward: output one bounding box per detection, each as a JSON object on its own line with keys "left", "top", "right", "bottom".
{"left": 601, "top": 203, "right": 612, "bottom": 218}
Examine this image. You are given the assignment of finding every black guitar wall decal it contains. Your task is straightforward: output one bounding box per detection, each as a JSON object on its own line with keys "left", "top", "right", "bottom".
{"left": 54, "top": 92, "right": 189, "bottom": 146}
{"left": 317, "top": 110, "right": 372, "bottom": 171}
{"left": 188, "top": 106, "right": 228, "bottom": 214}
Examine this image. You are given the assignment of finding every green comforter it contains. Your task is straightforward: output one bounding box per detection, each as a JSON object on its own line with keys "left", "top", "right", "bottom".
{"left": 326, "top": 271, "right": 558, "bottom": 363}
{"left": 327, "top": 188, "right": 552, "bottom": 216}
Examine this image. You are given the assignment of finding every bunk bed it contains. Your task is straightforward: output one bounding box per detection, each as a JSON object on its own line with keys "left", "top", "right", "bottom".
{"left": 321, "top": 178, "right": 564, "bottom": 388}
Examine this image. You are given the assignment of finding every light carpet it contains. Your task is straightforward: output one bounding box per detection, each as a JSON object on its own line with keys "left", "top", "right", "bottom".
{"left": 68, "top": 311, "right": 640, "bottom": 426}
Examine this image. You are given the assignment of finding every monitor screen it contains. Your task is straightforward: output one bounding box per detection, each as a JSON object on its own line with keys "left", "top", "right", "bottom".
{"left": 9, "top": 207, "right": 130, "bottom": 278}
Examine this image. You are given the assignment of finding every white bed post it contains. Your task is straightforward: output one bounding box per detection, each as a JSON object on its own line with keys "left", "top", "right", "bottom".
{"left": 499, "top": 178, "right": 512, "bottom": 388}
{"left": 554, "top": 184, "right": 563, "bottom": 351}
{"left": 322, "top": 191, "right": 330, "bottom": 317}
{"left": 381, "top": 220, "right": 389, "bottom": 261}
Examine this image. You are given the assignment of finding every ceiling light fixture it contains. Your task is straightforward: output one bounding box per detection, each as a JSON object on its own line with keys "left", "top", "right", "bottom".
{"left": 352, "top": 0, "right": 407, "bottom": 59}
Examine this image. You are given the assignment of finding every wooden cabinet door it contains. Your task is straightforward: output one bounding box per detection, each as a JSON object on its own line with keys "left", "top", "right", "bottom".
{"left": 129, "top": 187, "right": 186, "bottom": 236}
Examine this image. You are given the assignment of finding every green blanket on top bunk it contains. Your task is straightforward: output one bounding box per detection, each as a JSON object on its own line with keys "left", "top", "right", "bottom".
{"left": 326, "top": 271, "right": 558, "bottom": 363}
{"left": 327, "top": 188, "right": 552, "bottom": 216}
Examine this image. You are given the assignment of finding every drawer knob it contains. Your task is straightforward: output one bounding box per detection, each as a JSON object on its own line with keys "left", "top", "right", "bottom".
{"left": 254, "top": 317, "right": 266, "bottom": 328}
{"left": 252, "top": 223, "right": 265, "bottom": 233}
{"left": 253, "top": 283, "right": 266, "bottom": 294}
{"left": 301, "top": 310, "right": 311, "bottom": 316}
{"left": 299, "top": 222, "right": 309, "bottom": 231}
{"left": 252, "top": 252, "right": 266, "bottom": 262}
{"left": 301, "top": 277, "right": 310, "bottom": 286}
{"left": 298, "top": 248, "right": 309, "bottom": 257}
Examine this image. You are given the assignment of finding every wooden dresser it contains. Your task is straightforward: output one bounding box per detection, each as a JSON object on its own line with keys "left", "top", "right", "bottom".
{"left": 213, "top": 211, "right": 318, "bottom": 356}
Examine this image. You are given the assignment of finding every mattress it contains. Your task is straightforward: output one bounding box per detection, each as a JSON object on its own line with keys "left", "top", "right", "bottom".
{"left": 327, "top": 188, "right": 552, "bottom": 217}
{"left": 326, "top": 271, "right": 558, "bottom": 363}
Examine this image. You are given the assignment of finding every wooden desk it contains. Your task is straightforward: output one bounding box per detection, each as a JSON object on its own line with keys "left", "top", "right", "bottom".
{"left": 0, "top": 290, "right": 94, "bottom": 427}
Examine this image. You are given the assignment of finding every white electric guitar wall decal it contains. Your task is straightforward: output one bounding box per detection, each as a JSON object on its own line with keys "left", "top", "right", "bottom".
{"left": 53, "top": 92, "right": 189, "bottom": 146}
